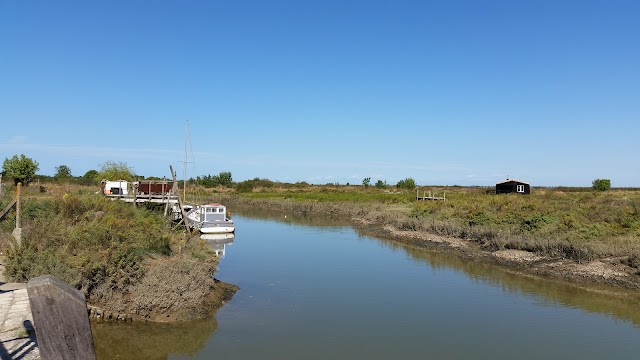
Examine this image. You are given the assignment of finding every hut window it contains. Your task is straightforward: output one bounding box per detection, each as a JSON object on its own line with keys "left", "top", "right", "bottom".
{"left": 517, "top": 185, "right": 525, "bottom": 193}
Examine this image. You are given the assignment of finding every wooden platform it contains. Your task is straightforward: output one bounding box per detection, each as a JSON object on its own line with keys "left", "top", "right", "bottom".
{"left": 104, "top": 194, "right": 179, "bottom": 204}
{"left": 416, "top": 190, "right": 446, "bottom": 201}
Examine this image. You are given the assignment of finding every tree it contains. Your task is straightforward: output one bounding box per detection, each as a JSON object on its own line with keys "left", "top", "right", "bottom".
{"left": 592, "top": 179, "right": 611, "bottom": 191}
{"left": 217, "top": 171, "right": 233, "bottom": 187}
{"left": 98, "top": 161, "right": 135, "bottom": 181}
{"left": 195, "top": 171, "right": 234, "bottom": 188}
{"left": 375, "top": 180, "right": 388, "bottom": 189}
{"left": 362, "top": 177, "right": 371, "bottom": 188}
{"left": 54, "top": 165, "right": 73, "bottom": 180}
{"left": 396, "top": 177, "right": 416, "bottom": 190}
{"left": 2, "top": 154, "right": 39, "bottom": 185}
{"left": 79, "top": 169, "right": 99, "bottom": 185}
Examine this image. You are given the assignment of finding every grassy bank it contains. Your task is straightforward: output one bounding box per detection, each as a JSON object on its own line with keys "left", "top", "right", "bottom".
{"left": 0, "top": 186, "right": 235, "bottom": 322}
{"left": 207, "top": 186, "right": 640, "bottom": 267}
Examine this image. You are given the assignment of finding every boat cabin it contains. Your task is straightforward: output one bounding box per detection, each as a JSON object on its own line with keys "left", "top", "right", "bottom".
{"left": 199, "top": 204, "right": 227, "bottom": 222}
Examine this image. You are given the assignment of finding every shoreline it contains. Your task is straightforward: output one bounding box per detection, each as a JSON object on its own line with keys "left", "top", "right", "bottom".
{"left": 221, "top": 195, "right": 640, "bottom": 295}
{"left": 354, "top": 218, "right": 640, "bottom": 296}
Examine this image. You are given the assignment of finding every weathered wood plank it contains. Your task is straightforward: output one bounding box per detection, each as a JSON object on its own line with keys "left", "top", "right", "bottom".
{"left": 0, "top": 199, "right": 16, "bottom": 220}
{"left": 27, "top": 275, "right": 96, "bottom": 360}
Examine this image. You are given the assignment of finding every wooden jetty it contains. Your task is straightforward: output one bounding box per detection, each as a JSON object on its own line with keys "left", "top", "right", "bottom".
{"left": 101, "top": 166, "right": 193, "bottom": 234}
{"left": 416, "top": 190, "right": 446, "bottom": 201}
{"left": 102, "top": 178, "right": 179, "bottom": 205}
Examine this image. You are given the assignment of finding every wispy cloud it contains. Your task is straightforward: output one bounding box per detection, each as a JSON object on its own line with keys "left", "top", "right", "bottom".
{"left": 0, "top": 141, "right": 184, "bottom": 161}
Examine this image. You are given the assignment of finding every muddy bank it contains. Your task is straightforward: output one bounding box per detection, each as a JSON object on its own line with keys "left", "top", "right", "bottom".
{"left": 355, "top": 218, "right": 640, "bottom": 293}
{"left": 220, "top": 195, "right": 640, "bottom": 293}
{"left": 87, "top": 256, "right": 238, "bottom": 323}
{"left": 88, "top": 279, "right": 237, "bottom": 323}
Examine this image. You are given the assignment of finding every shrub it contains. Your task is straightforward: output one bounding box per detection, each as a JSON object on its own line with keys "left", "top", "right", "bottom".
{"left": 98, "top": 161, "right": 135, "bottom": 181}
{"left": 592, "top": 179, "right": 611, "bottom": 191}
{"left": 54, "top": 165, "right": 73, "bottom": 180}
{"left": 396, "top": 177, "right": 416, "bottom": 190}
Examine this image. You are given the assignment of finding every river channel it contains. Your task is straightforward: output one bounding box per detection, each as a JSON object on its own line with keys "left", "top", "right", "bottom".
{"left": 93, "top": 209, "right": 640, "bottom": 359}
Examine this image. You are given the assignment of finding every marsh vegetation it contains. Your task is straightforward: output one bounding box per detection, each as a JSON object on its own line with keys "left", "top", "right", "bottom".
{"left": 0, "top": 183, "right": 235, "bottom": 322}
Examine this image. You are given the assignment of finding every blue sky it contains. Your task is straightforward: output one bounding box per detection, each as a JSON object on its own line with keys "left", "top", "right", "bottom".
{"left": 1, "top": 1, "right": 639, "bottom": 187}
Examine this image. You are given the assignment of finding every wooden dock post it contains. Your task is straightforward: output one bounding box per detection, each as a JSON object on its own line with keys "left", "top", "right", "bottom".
{"left": 12, "top": 182, "right": 22, "bottom": 244}
{"left": 27, "top": 275, "right": 97, "bottom": 360}
{"left": 170, "top": 165, "right": 193, "bottom": 235}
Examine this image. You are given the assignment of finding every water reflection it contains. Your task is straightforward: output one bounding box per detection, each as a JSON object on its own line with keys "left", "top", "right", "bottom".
{"left": 232, "top": 204, "right": 351, "bottom": 228}
{"left": 359, "top": 230, "right": 640, "bottom": 328}
{"left": 234, "top": 205, "right": 640, "bottom": 328}
{"left": 94, "top": 208, "right": 640, "bottom": 359}
{"left": 92, "top": 317, "right": 217, "bottom": 359}
{"left": 201, "top": 233, "right": 235, "bottom": 258}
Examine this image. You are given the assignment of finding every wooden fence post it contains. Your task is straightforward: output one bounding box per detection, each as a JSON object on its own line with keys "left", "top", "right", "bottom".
{"left": 27, "top": 275, "right": 96, "bottom": 360}
{"left": 12, "top": 182, "right": 22, "bottom": 244}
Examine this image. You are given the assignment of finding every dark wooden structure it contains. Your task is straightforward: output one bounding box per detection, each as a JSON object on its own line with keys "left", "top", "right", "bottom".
{"left": 496, "top": 179, "right": 530, "bottom": 194}
{"left": 27, "top": 275, "right": 97, "bottom": 360}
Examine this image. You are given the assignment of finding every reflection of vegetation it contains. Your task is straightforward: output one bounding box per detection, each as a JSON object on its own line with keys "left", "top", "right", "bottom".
{"left": 92, "top": 317, "right": 217, "bottom": 359}
{"left": 233, "top": 204, "right": 351, "bottom": 228}
{"left": 231, "top": 206, "right": 640, "bottom": 329}
{"left": 399, "top": 244, "right": 640, "bottom": 327}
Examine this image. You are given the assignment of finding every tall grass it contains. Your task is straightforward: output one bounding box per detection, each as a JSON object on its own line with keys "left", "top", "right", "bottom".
{"left": 2, "top": 192, "right": 182, "bottom": 294}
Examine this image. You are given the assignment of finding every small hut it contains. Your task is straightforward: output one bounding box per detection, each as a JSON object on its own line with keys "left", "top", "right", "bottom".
{"left": 495, "top": 179, "right": 530, "bottom": 194}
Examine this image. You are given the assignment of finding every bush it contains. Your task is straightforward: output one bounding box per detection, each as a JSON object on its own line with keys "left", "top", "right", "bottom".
{"left": 98, "top": 161, "right": 135, "bottom": 181}
{"left": 375, "top": 180, "right": 388, "bottom": 189}
{"left": 4, "top": 194, "right": 174, "bottom": 290}
{"left": 396, "top": 177, "right": 416, "bottom": 190}
{"left": 196, "top": 171, "right": 234, "bottom": 188}
{"left": 592, "top": 179, "right": 611, "bottom": 191}
{"left": 235, "top": 181, "right": 254, "bottom": 193}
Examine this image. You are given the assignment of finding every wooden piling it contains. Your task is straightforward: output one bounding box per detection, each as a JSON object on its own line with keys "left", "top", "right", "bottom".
{"left": 170, "top": 165, "right": 193, "bottom": 234}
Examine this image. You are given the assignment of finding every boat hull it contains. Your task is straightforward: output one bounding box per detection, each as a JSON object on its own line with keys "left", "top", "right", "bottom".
{"left": 198, "top": 224, "right": 235, "bottom": 234}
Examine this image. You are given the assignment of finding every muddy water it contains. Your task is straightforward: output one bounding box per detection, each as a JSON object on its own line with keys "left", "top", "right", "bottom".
{"left": 93, "top": 210, "right": 640, "bottom": 359}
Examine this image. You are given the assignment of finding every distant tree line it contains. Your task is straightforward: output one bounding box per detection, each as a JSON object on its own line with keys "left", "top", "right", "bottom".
{"left": 193, "top": 172, "right": 233, "bottom": 188}
{"left": 361, "top": 177, "right": 414, "bottom": 190}
{"left": 0, "top": 154, "right": 618, "bottom": 193}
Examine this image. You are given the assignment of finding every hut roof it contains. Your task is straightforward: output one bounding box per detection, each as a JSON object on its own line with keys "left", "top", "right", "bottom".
{"left": 496, "top": 179, "right": 530, "bottom": 185}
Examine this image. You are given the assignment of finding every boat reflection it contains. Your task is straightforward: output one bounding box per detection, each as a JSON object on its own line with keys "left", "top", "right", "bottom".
{"left": 201, "top": 233, "right": 235, "bottom": 257}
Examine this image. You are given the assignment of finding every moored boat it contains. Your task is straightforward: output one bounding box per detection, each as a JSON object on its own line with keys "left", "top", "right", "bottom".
{"left": 186, "top": 203, "right": 235, "bottom": 234}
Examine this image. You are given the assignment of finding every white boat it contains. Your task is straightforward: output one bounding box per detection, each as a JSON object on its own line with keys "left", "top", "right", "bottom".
{"left": 186, "top": 203, "right": 235, "bottom": 234}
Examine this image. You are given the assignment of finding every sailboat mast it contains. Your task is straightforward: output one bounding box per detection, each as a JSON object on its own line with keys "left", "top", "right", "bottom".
{"left": 184, "top": 120, "right": 188, "bottom": 202}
